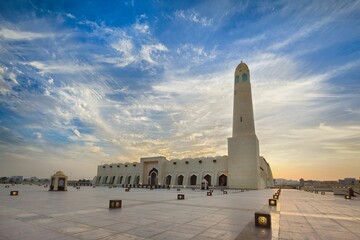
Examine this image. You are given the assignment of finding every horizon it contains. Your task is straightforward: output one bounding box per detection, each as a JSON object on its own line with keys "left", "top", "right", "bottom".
{"left": 1, "top": 0, "right": 360, "bottom": 180}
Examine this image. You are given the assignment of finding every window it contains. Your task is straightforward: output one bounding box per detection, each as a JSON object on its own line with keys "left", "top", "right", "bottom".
{"left": 242, "top": 73, "right": 247, "bottom": 81}
{"left": 235, "top": 75, "right": 240, "bottom": 84}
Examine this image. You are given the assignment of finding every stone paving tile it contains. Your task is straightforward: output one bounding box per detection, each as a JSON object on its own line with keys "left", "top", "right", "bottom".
{"left": 150, "top": 230, "right": 195, "bottom": 240}
{"left": 316, "top": 230, "right": 359, "bottom": 240}
{"left": 104, "top": 222, "right": 139, "bottom": 232}
{"left": 198, "top": 228, "right": 240, "bottom": 240}
{"left": 212, "top": 222, "right": 243, "bottom": 232}
{"left": 171, "top": 224, "right": 207, "bottom": 235}
{"left": 124, "top": 226, "right": 166, "bottom": 238}
{"left": 279, "top": 230, "right": 321, "bottom": 240}
{"left": 73, "top": 228, "right": 117, "bottom": 240}
{"left": 58, "top": 223, "right": 94, "bottom": 234}
{"left": 101, "top": 233, "right": 148, "bottom": 240}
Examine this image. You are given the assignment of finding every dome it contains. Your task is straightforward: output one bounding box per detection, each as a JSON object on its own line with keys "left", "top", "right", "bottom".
{"left": 235, "top": 61, "right": 249, "bottom": 73}
{"left": 53, "top": 171, "right": 66, "bottom": 176}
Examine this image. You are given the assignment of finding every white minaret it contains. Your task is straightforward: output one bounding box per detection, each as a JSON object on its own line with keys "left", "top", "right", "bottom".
{"left": 228, "top": 62, "right": 262, "bottom": 189}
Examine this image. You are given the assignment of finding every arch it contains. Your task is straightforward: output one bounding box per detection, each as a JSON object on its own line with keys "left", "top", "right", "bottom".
{"left": 177, "top": 175, "right": 184, "bottom": 185}
{"left": 104, "top": 176, "right": 109, "bottom": 184}
{"left": 204, "top": 174, "right": 211, "bottom": 186}
{"left": 135, "top": 175, "right": 140, "bottom": 185}
{"left": 97, "top": 176, "right": 101, "bottom": 184}
{"left": 148, "top": 168, "right": 158, "bottom": 186}
{"left": 219, "top": 174, "right": 227, "bottom": 186}
{"left": 110, "top": 176, "right": 116, "bottom": 184}
{"left": 127, "top": 175, "right": 131, "bottom": 184}
{"left": 190, "top": 175, "right": 197, "bottom": 185}
{"left": 119, "top": 176, "right": 123, "bottom": 184}
{"left": 166, "top": 175, "right": 172, "bottom": 185}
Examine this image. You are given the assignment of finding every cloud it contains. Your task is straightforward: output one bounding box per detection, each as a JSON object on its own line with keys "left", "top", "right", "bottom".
{"left": 0, "top": 28, "right": 53, "bottom": 40}
{"left": 0, "top": 66, "right": 19, "bottom": 95}
{"left": 66, "top": 13, "right": 75, "bottom": 19}
{"left": 110, "top": 39, "right": 136, "bottom": 67}
{"left": 140, "top": 43, "right": 168, "bottom": 64}
{"left": 134, "top": 14, "right": 150, "bottom": 34}
{"left": 174, "top": 10, "right": 212, "bottom": 26}
{"left": 176, "top": 44, "right": 217, "bottom": 64}
{"left": 72, "top": 128, "right": 81, "bottom": 138}
{"left": 28, "top": 61, "right": 94, "bottom": 73}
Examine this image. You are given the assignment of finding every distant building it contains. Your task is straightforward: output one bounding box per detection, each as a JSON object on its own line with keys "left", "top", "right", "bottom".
{"left": 10, "top": 176, "right": 23, "bottom": 182}
{"left": 274, "top": 179, "right": 299, "bottom": 186}
{"left": 338, "top": 178, "right": 357, "bottom": 185}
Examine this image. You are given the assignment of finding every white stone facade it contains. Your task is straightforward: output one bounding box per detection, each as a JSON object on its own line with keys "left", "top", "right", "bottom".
{"left": 95, "top": 62, "right": 274, "bottom": 189}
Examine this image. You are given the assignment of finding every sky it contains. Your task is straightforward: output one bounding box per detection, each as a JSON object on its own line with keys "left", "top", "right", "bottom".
{"left": 0, "top": 0, "right": 359, "bottom": 181}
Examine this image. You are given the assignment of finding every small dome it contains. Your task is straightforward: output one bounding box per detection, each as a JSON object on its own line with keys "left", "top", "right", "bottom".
{"left": 235, "top": 61, "right": 249, "bottom": 73}
{"left": 53, "top": 171, "right": 66, "bottom": 176}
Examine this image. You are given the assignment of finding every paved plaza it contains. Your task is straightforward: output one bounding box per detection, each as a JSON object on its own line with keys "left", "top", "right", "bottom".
{"left": 0, "top": 185, "right": 359, "bottom": 240}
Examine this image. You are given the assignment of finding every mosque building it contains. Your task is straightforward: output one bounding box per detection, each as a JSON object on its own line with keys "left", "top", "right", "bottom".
{"left": 94, "top": 62, "right": 274, "bottom": 189}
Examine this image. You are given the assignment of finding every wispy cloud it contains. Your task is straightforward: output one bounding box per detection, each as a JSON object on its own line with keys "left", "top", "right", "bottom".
{"left": 28, "top": 61, "right": 95, "bottom": 74}
{"left": 174, "top": 10, "right": 212, "bottom": 26}
{"left": 0, "top": 66, "right": 19, "bottom": 95}
{"left": 0, "top": 28, "right": 53, "bottom": 40}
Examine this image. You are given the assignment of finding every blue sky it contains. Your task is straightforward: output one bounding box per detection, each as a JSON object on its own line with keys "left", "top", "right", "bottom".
{"left": 0, "top": 0, "right": 359, "bottom": 180}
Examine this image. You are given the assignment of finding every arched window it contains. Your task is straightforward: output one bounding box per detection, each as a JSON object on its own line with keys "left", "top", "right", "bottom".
{"left": 235, "top": 75, "right": 240, "bottom": 84}
{"left": 190, "top": 175, "right": 197, "bottom": 185}
{"left": 127, "top": 176, "right": 131, "bottom": 184}
{"left": 177, "top": 175, "right": 184, "bottom": 185}
{"left": 97, "top": 176, "right": 101, "bottom": 184}
{"left": 219, "top": 174, "right": 227, "bottom": 186}
{"left": 135, "top": 176, "right": 140, "bottom": 185}
{"left": 104, "top": 176, "right": 108, "bottom": 184}
{"left": 204, "top": 174, "right": 211, "bottom": 186}
{"left": 119, "top": 176, "right": 123, "bottom": 184}
{"left": 242, "top": 73, "right": 247, "bottom": 81}
{"left": 166, "top": 175, "right": 172, "bottom": 185}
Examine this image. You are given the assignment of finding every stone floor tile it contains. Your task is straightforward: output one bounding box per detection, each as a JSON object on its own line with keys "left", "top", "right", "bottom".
{"left": 198, "top": 228, "right": 240, "bottom": 240}
{"left": 100, "top": 233, "right": 147, "bottom": 240}
{"left": 124, "top": 226, "right": 165, "bottom": 238}
{"left": 73, "top": 228, "right": 117, "bottom": 240}
{"left": 104, "top": 222, "right": 139, "bottom": 232}
{"left": 171, "top": 224, "right": 207, "bottom": 235}
{"left": 58, "top": 223, "right": 94, "bottom": 234}
{"left": 150, "top": 230, "right": 195, "bottom": 240}
{"left": 316, "top": 230, "right": 359, "bottom": 240}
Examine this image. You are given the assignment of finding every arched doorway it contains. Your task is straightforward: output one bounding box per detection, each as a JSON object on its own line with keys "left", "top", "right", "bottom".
{"left": 190, "top": 175, "right": 197, "bottom": 185}
{"left": 204, "top": 174, "right": 211, "bottom": 186}
{"left": 110, "top": 176, "right": 116, "bottom": 184}
{"left": 104, "top": 176, "right": 108, "bottom": 184}
{"left": 135, "top": 175, "right": 140, "bottom": 185}
{"left": 97, "top": 176, "right": 101, "bottom": 184}
{"left": 166, "top": 175, "right": 172, "bottom": 185}
{"left": 119, "top": 176, "right": 123, "bottom": 184}
{"left": 177, "top": 175, "right": 184, "bottom": 185}
{"left": 219, "top": 174, "right": 227, "bottom": 186}
{"left": 148, "top": 168, "right": 158, "bottom": 186}
{"left": 127, "top": 176, "right": 131, "bottom": 184}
